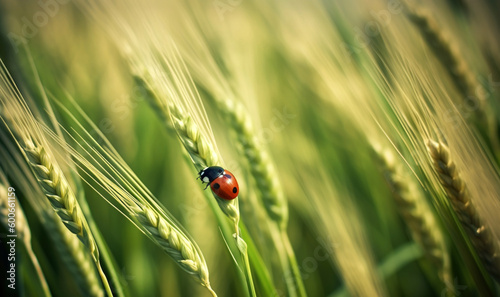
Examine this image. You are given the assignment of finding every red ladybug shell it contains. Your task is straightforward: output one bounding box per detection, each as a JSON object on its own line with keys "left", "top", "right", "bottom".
{"left": 210, "top": 170, "right": 239, "bottom": 200}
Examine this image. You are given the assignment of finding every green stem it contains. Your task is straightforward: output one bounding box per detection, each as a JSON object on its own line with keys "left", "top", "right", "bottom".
{"left": 24, "top": 243, "right": 51, "bottom": 297}
{"left": 79, "top": 195, "right": 127, "bottom": 297}
{"left": 96, "top": 262, "right": 114, "bottom": 297}
{"left": 238, "top": 237, "right": 258, "bottom": 297}
{"left": 92, "top": 227, "right": 128, "bottom": 297}
{"left": 281, "top": 230, "right": 308, "bottom": 297}
{"left": 240, "top": 224, "right": 279, "bottom": 296}
{"left": 201, "top": 186, "right": 251, "bottom": 297}
{"left": 72, "top": 166, "right": 126, "bottom": 297}
{"left": 207, "top": 287, "right": 218, "bottom": 297}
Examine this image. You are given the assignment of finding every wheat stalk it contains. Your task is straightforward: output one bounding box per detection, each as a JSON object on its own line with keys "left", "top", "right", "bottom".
{"left": 427, "top": 139, "right": 500, "bottom": 283}
{"left": 376, "top": 147, "right": 452, "bottom": 286}
{"left": 22, "top": 138, "right": 113, "bottom": 296}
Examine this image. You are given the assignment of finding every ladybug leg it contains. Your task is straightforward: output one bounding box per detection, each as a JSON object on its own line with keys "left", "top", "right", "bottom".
{"left": 204, "top": 183, "right": 210, "bottom": 190}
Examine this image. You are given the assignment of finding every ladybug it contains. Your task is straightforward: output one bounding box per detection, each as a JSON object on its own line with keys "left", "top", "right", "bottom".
{"left": 198, "top": 166, "right": 239, "bottom": 200}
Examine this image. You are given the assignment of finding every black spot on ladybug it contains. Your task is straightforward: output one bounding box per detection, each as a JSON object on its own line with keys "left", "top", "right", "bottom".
{"left": 224, "top": 174, "right": 232, "bottom": 178}
{"left": 213, "top": 183, "right": 220, "bottom": 189}
{"left": 232, "top": 187, "right": 237, "bottom": 193}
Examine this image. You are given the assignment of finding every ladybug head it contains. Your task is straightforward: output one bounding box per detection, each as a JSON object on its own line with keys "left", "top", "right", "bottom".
{"left": 198, "top": 166, "right": 224, "bottom": 184}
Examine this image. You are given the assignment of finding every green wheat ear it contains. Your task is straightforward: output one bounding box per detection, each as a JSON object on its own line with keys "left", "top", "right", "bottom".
{"left": 405, "top": 6, "right": 499, "bottom": 150}
{"left": 219, "top": 99, "right": 288, "bottom": 229}
{"left": 130, "top": 204, "right": 216, "bottom": 296}
{"left": 405, "top": 6, "right": 485, "bottom": 110}
{"left": 375, "top": 146, "right": 452, "bottom": 287}
{"left": 427, "top": 139, "right": 500, "bottom": 283}
{"left": 22, "top": 138, "right": 113, "bottom": 296}
{"left": 0, "top": 131, "right": 106, "bottom": 297}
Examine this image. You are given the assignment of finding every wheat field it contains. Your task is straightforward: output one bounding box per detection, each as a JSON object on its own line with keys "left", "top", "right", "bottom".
{"left": 1, "top": 0, "right": 500, "bottom": 296}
